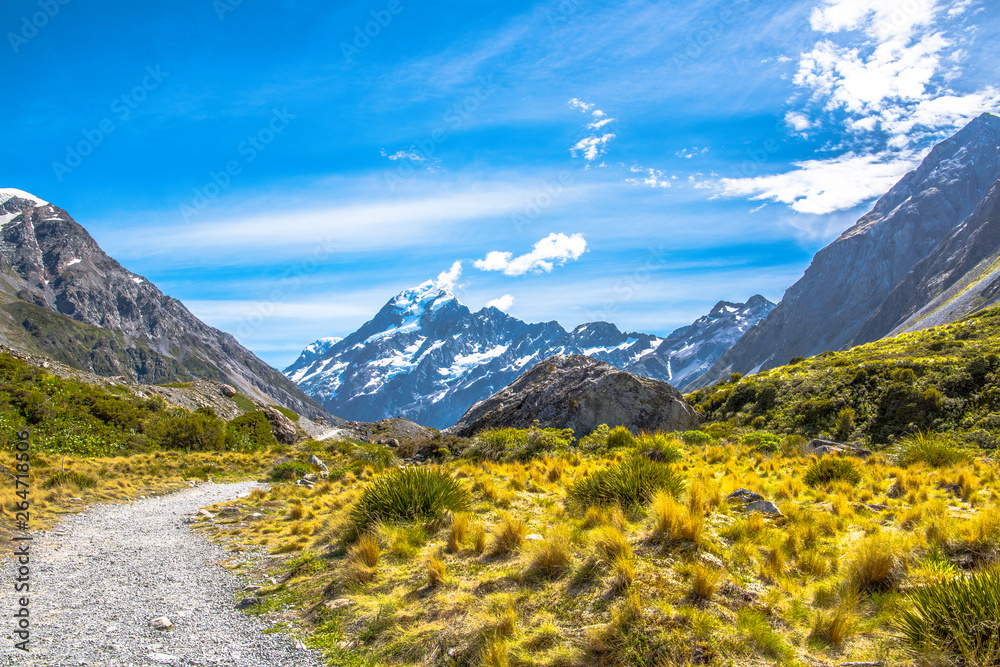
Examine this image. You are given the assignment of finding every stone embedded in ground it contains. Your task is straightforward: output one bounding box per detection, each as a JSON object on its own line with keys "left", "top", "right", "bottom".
{"left": 198, "top": 509, "right": 215, "bottom": 518}
{"left": 149, "top": 616, "right": 173, "bottom": 630}
{"left": 220, "top": 384, "right": 237, "bottom": 398}
{"left": 147, "top": 653, "right": 180, "bottom": 664}
{"left": 386, "top": 438, "right": 400, "bottom": 448}
{"left": 726, "top": 488, "right": 766, "bottom": 504}
{"left": 307, "top": 454, "right": 329, "bottom": 471}
{"left": 324, "top": 598, "right": 353, "bottom": 610}
{"left": 808, "top": 439, "right": 872, "bottom": 458}
{"left": 235, "top": 597, "right": 264, "bottom": 610}
{"left": 746, "top": 500, "right": 782, "bottom": 516}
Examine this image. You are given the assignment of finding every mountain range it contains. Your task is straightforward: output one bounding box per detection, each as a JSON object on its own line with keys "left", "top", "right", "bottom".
{"left": 0, "top": 188, "right": 327, "bottom": 418}
{"left": 695, "top": 112, "right": 1000, "bottom": 387}
{"left": 284, "top": 281, "right": 772, "bottom": 428}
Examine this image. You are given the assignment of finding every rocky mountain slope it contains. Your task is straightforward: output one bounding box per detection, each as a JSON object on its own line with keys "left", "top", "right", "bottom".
{"left": 448, "top": 354, "right": 702, "bottom": 437}
{"left": 0, "top": 188, "right": 327, "bottom": 418}
{"left": 285, "top": 280, "right": 771, "bottom": 428}
{"left": 694, "top": 113, "right": 1000, "bottom": 388}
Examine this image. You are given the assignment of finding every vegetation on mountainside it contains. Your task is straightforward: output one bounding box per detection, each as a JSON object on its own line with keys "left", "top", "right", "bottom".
{"left": 0, "top": 353, "right": 281, "bottom": 456}
{"left": 686, "top": 306, "right": 1000, "bottom": 446}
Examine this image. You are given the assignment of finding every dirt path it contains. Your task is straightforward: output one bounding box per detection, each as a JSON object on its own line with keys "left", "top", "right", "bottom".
{"left": 2, "top": 482, "right": 324, "bottom": 667}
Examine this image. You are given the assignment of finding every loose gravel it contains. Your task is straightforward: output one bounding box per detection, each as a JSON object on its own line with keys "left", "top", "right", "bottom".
{"left": 2, "top": 482, "right": 325, "bottom": 667}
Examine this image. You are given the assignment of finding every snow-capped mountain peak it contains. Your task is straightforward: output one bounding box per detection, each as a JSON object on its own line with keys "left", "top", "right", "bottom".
{"left": 285, "top": 279, "right": 774, "bottom": 427}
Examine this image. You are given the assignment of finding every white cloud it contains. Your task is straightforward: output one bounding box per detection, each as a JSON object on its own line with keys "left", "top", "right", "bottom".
{"left": 571, "top": 134, "right": 616, "bottom": 161}
{"left": 785, "top": 112, "right": 813, "bottom": 132}
{"left": 568, "top": 98, "right": 617, "bottom": 161}
{"left": 380, "top": 148, "right": 425, "bottom": 162}
{"left": 474, "top": 233, "right": 588, "bottom": 276}
{"left": 718, "top": 152, "right": 920, "bottom": 215}
{"left": 486, "top": 294, "right": 515, "bottom": 311}
{"left": 675, "top": 147, "right": 708, "bottom": 159}
{"left": 435, "top": 261, "right": 462, "bottom": 291}
{"left": 626, "top": 166, "right": 671, "bottom": 189}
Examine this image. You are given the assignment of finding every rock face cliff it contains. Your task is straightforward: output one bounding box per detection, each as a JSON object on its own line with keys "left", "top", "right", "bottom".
{"left": 0, "top": 189, "right": 327, "bottom": 418}
{"left": 448, "top": 354, "right": 702, "bottom": 437}
{"left": 695, "top": 113, "right": 1000, "bottom": 387}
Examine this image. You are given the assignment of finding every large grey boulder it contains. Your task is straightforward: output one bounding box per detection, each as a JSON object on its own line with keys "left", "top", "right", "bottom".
{"left": 448, "top": 354, "right": 701, "bottom": 437}
{"left": 263, "top": 407, "right": 297, "bottom": 444}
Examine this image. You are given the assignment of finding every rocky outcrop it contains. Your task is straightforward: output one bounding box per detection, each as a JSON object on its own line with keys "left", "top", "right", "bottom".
{"left": 448, "top": 354, "right": 701, "bottom": 437}
{"left": 263, "top": 407, "right": 298, "bottom": 444}
{"left": 0, "top": 189, "right": 328, "bottom": 419}
{"left": 694, "top": 113, "right": 1000, "bottom": 388}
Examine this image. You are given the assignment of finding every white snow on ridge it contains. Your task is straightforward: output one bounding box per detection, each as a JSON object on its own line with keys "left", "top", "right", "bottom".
{"left": 0, "top": 188, "right": 48, "bottom": 206}
{"left": 66, "top": 258, "right": 82, "bottom": 267}
{"left": 442, "top": 345, "right": 510, "bottom": 380}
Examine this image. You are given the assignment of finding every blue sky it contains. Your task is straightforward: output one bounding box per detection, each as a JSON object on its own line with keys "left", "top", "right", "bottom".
{"left": 3, "top": 0, "right": 998, "bottom": 368}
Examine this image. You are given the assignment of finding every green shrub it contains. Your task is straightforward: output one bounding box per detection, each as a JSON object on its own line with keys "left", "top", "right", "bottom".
{"left": 896, "top": 433, "right": 971, "bottom": 468}
{"left": 606, "top": 425, "right": 637, "bottom": 449}
{"left": 348, "top": 468, "right": 470, "bottom": 537}
{"left": 226, "top": 411, "right": 278, "bottom": 451}
{"left": 803, "top": 457, "right": 862, "bottom": 487}
{"left": 568, "top": 456, "right": 684, "bottom": 509}
{"left": 43, "top": 470, "right": 97, "bottom": 489}
{"left": 637, "top": 432, "right": 683, "bottom": 463}
{"left": 467, "top": 427, "right": 525, "bottom": 461}
{"left": 740, "top": 432, "right": 782, "bottom": 453}
{"left": 147, "top": 409, "right": 227, "bottom": 451}
{"left": 578, "top": 424, "right": 610, "bottom": 452}
{"left": 350, "top": 443, "right": 400, "bottom": 471}
{"left": 679, "top": 430, "right": 713, "bottom": 447}
{"left": 896, "top": 566, "right": 1000, "bottom": 666}
{"left": 270, "top": 461, "right": 313, "bottom": 481}
{"left": 466, "top": 426, "right": 573, "bottom": 461}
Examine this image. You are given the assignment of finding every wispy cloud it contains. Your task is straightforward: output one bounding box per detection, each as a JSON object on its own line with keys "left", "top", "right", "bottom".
{"left": 718, "top": 152, "right": 919, "bottom": 215}
{"left": 380, "top": 148, "right": 426, "bottom": 162}
{"left": 626, "top": 166, "right": 671, "bottom": 189}
{"left": 569, "top": 98, "right": 616, "bottom": 162}
{"left": 474, "top": 232, "right": 588, "bottom": 276}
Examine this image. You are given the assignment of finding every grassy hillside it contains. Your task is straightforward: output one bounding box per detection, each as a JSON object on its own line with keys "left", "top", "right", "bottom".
{"left": 685, "top": 306, "right": 1000, "bottom": 446}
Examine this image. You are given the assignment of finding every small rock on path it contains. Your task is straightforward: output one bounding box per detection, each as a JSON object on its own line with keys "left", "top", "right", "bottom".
{"left": 1, "top": 482, "right": 323, "bottom": 667}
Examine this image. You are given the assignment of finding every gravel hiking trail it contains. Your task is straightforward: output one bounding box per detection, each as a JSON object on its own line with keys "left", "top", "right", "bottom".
{"left": 2, "top": 482, "right": 325, "bottom": 667}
